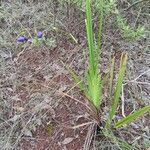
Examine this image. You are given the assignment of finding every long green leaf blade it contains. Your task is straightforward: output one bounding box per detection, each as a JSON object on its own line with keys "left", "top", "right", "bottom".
{"left": 96, "top": 0, "right": 103, "bottom": 67}
{"left": 109, "top": 57, "right": 115, "bottom": 96}
{"left": 106, "top": 53, "right": 128, "bottom": 128}
{"left": 114, "top": 105, "right": 150, "bottom": 128}
{"left": 86, "top": 0, "right": 95, "bottom": 74}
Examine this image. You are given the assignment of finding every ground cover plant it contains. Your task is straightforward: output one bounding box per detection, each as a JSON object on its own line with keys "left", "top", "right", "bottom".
{"left": 0, "top": 0, "right": 150, "bottom": 150}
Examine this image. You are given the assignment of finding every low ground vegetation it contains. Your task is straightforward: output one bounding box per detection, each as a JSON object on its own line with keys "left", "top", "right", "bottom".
{"left": 0, "top": 0, "right": 150, "bottom": 149}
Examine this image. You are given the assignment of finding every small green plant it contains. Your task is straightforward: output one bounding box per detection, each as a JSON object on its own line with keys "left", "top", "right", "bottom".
{"left": 32, "top": 31, "right": 46, "bottom": 45}
{"left": 117, "top": 15, "right": 145, "bottom": 41}
{"left": 17, "top": 31, "right": 56, "bottom": 48}
{"left": 95, "top": 0, "right": 116, "bottom": 14}
{"left": 65, "top": 0, "right": 150, "bottom": 148}
{"left": 46, "top": 37, "right": 56, "bottom": 47}
{"left": 17, "top": 31, "right": 45, "bottom": 45}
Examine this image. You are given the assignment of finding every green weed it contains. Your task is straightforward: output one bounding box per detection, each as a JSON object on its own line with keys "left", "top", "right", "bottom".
{"left": 117, "top": 15, "right": 145, "bottom": 41}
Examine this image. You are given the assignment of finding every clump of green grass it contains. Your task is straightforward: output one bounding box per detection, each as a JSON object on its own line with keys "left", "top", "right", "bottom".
{"left": 66, "top": 0, "right": 150, "bottom": 149}
{"left": 117, "top": 15, "right": 145, "bottom": 41}
{"left": 85, "top": 0, "right": 102, "bottom": 110}
{"left": 85, "top": 0, "right": 150, "bottom": 128}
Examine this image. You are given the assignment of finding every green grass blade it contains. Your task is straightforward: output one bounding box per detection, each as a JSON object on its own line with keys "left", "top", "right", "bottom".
{"left": 106, "top": 53, "right": 128, "bottom": 128}
{"left": 114, "top": 105, "right": 150, "bottom": 128}
{"left": 96, "top": 0, "right": 104, "bottom": 67}
{"left": 109, "top": 57, "right": 115, "bottom": 96}
{"left": 85, "top": 0, "right": 102, "bottom": 109}
{"left": 85, "top": 0, "right": 95, "bottom": 74}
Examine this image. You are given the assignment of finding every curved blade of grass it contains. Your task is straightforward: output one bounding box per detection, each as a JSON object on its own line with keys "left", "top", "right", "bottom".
{"left": 106, "top": 53, "right": 128, "bottom": 128}
{"left": 114, "top": 104, "right": 150, "bottom": 128}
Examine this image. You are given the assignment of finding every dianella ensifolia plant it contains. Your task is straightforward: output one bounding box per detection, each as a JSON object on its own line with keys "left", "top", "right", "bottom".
{"left": 64, "top": 0, "right": 150, "bottom": 149}
{"left": 85, "top": 0, "right": 150, "bottom": 130}
{"left": 84, "top": 0, "right": 150, "bottom": 148}
{"left": 66, "top": 0, "right": 150, "bottom": 131}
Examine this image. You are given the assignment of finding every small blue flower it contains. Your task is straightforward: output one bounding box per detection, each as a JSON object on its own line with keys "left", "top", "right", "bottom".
{"left": 37, "top": 31, "right": 43, "bottom": 38}
{"left": 24, "top": 36, "right": 28, "bottom": 41}
{"left": 17, "top": 36, "right": 28, "bottom": 42}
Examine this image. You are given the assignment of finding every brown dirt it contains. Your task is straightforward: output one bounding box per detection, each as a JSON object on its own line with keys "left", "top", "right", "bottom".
{"left": 11, "top": 44, "right": 91, "bottom": 150}
{"left": 20, "top": 99, "right": 89, "bottom": 150}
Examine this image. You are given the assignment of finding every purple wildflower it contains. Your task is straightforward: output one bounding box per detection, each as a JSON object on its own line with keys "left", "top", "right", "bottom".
{"left": 37, "top": 31, "right": 43, "bottom": 38}
{"left": 17, "top": 36, "right": 28, "bottom": 42}
{"left": 24, "top": 36, "right": 28, "bottom": 41}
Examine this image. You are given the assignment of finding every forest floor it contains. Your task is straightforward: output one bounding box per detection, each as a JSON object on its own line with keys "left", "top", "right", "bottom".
{"left": 0, "top": 1, "right": 150, "bottom": 150}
